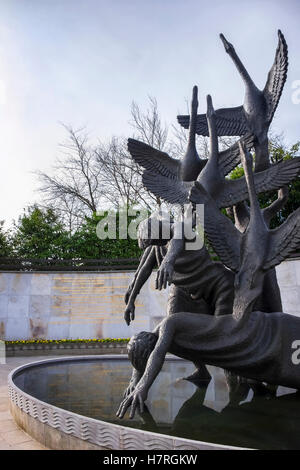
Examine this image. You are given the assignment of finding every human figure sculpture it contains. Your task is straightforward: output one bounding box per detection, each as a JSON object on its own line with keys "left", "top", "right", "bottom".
{"left": 132, "top": 89, "right": 300, "bottom": 320}
{"left": 123, "top": 212, "right": 235, "bottom": 386}
{"left": 118, "top": 29, "right": 300, "bottom": 421}
{"left": 126, "top": 94, "right": 300, "bottom": 316}
{"left": 124, "top": 212, "right": 234, "bottom": 325}
{"left": 117, "top": 146, "right": 300, "bottom": 419}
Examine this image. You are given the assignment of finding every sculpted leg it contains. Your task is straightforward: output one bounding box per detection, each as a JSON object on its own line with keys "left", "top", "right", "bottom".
{"left": 167, "top": 285, "right": 212, "bottom": 384}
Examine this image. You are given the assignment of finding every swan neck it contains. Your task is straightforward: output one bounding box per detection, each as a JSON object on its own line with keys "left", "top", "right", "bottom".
{"left": 188, "top": 106, "right": 197, "bottom": 148}
{"left": 243, "top": 158, "right": 262, "bottom": 218}
{"left": 207, "top": 115, "right": 218, "bottom": 160}
{"left": 229, "top": 51, "right": 254, "bottom": 87}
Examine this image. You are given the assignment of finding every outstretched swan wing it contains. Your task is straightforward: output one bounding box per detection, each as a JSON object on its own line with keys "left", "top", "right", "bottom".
{"left": 264, "top": 30, "right": 288, "bottom": 124}
{"left": 189, "top": 182, "right": 241, "bottom": 272}
{"left": 127, "top": 138, "right": 181, "bottom": 180}
{"left": 177, "top": 106, "right": 248, "bottom": 137}
{"left": 219, "top": 157, "right": 300, "bottom": 208}
{"left": 218, "top": 133, "right": 255, "bottom": 177}
{"left": 264, "top": 208, "right": 300, "bottom": 271}
{"left": 142, "top": 170, "right": 192, "bottom": 205}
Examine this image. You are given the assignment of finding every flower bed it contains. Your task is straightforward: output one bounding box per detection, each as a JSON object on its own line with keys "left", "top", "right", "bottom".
{"left": 5, "top": 338, "right": 129, "bottom": 357}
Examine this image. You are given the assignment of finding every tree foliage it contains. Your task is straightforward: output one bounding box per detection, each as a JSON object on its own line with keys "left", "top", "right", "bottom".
{"left": 0, "top": 221, "right": 12, "bottom": 257}
{"left": 12, "top": 206, "right": 69, "bottom": 258}
{"left": 68, "top": 211, "right": 142, "bottom": 259}
{"left": 9, "top": 205, "right": 142, "bottom": 259}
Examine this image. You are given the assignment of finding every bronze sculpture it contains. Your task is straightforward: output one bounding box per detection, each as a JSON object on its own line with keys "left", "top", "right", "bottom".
{"left": 118, "top": 29, "right": 300, "bottom": 420}
{"left": 177, "top": 30, "right": 288, "bottom": 172}
{"left": 118, "top": 148, "right": 300, "bottom": 419}
{"left": 189, "top": 143, "right": 300, "bottom": 319}
{"left": 128, "top": 87, "right": 257, "bottom": 206}
{"left": 130, "top": 94, "right": 300, "bottom": 209}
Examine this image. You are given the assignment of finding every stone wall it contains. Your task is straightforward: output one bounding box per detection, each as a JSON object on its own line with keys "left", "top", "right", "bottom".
{"left": 0, "top": 258, "right": 299, "bottom": 340}
{"left": 276, "top": 258, "right": 300, "bottom": 316}
{"left": 0, "top": 271, "right": 168, "bottom": 340}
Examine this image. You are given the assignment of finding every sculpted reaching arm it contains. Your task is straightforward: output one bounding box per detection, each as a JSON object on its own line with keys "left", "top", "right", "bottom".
{"left": 116, "top": 317, "right": 176, "bottom": 419}
{"left": 124, "top": 246, "right": 156, "bottom": 325}
{"left": 124, "top": 246, "right": 153, "bottom": 303}
{"left": 156, "top": 220, "right": 192, "bottom": 290}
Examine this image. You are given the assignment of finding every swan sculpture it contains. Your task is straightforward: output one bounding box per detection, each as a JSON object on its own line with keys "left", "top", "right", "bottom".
{"left": 127, "top": 86, "right": 253, "bottom": 184}
{"left": 189, "top": 141, "right": 300, "bottom": 319}
{"left": 177, "top": 30, "right": 288, "bottom": 172}
{"left": 138, "top": 95, "right": 300, "bottom": 209}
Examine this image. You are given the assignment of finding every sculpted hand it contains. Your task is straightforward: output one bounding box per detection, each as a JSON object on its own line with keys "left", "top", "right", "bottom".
{"left": 124, "top": 302, "right": 135, "bottom": 326}
{"left": 123, "top": 370, "right": 142, "bottom": 398}
{"left": 156, "top": 261, "right": 174, "bottom": 290}
{"left": 116, "top": 386, "right": 147, "bottom": 419}
{"left": 123, "top": 381, "right": 136, "bottom": 399}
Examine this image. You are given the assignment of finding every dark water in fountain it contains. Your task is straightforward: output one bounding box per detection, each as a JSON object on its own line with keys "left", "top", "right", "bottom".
{"left": 13, "top": 357, "right": 300, "bottom": 450}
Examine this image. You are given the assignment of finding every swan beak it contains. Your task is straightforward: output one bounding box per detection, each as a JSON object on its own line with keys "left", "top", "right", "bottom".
{"left": 191, "top": 85, "right": 198, "bottom": 112}
{"left": 206, "top": 94, "right": 215, "bottom": 118}
{"left": 220, "top": 33, "right": 233, "bottom": 53}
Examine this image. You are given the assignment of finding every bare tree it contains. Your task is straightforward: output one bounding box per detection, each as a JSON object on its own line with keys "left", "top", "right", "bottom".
{"left": 130, "top": 96, "right": 168, "bottom": 150}
{"left": 38, "top": 95, "right": 238, "bottom": 230}
{"left": 36, "top": 125, "right": 104, "bottom": 230}
{"left": 94, "top": 136, "right": 157, "bottom": 210}
{"left": 36, "top": 123, "right": 160, "bottom": 231}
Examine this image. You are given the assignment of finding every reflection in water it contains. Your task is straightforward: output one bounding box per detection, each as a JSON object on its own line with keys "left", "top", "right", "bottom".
{"left": 13, "top": 358, "right": 300, "bottom": 450}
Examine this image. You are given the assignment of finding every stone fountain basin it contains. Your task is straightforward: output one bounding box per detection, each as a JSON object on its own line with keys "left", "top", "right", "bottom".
{"left": 8, "top": 355, "right": 299, "bottom": 450}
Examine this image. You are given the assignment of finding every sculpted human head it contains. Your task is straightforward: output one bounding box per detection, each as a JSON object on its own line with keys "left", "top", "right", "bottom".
{"left": 137, "top": 211, "right": 173, "bottom": 250}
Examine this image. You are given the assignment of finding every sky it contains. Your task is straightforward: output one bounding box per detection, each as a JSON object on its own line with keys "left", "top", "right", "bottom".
{"left": 0, "top": 0, "right": 300, "bottom": 226}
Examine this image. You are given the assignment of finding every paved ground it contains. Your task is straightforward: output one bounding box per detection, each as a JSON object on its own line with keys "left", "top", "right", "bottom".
{"left": 0, "top": 356, "right": 59, "bottom": 450}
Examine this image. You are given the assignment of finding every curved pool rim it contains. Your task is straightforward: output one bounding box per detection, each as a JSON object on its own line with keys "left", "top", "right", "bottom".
{"left": 8, "top": 355, "right": 249, "bottom": 450}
